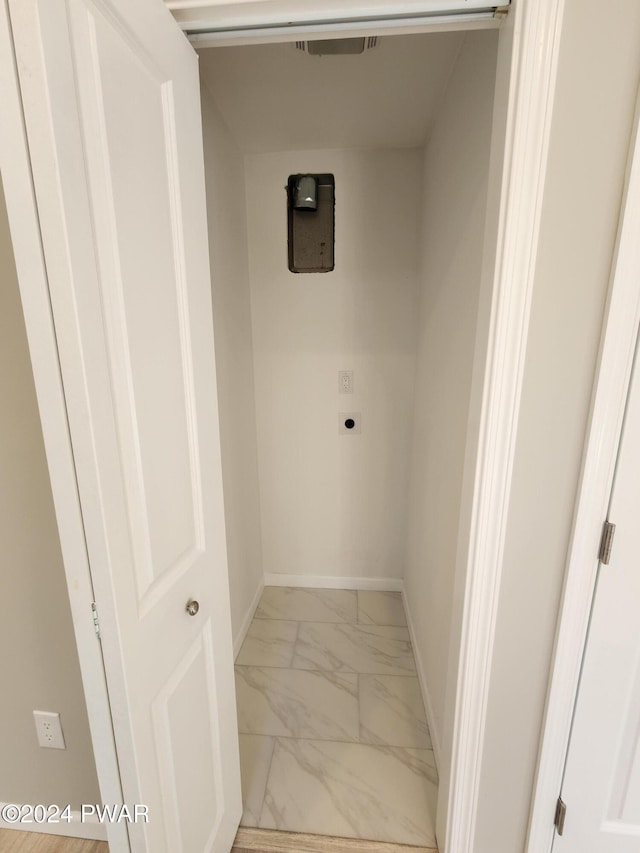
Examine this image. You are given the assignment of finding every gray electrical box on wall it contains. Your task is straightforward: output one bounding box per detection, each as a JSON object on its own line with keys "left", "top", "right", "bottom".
{"left": 287, "top": 173, "right": 335, "bottom": 273}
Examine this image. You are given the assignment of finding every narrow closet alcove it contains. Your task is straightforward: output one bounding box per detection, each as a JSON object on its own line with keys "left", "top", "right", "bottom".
{"left": 198, "top": 29, "right": 499, "bottom": 848}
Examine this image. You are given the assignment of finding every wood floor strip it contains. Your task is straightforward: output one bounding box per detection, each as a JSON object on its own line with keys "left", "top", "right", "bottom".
{"left": 232, "top": 827, "right": 438, "bottom": 853}
{"left": 1, "top": 821, "right": 438, "bottom": 852}
{"left": 0, "top": 829, "right": 108, "bottom": 853}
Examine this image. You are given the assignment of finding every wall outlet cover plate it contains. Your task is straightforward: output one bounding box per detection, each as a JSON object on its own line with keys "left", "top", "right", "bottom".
{"left": 33, "top": 710, "right": 66, "bottom": 749}
{"left": 338, "top": 370, "right": 354, "bottom": 393}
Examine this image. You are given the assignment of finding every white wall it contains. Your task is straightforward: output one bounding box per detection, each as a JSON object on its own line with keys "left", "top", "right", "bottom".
{"left": 200, "top": 80, "right": 264, "bottom": 643}
{"left": 473, "top": 2, "right": 640, "bottom": 851}
{"left": 0, "top": 177, "right": 101, "bottom": 809}
{"left": 245, "top": 148, "right": 422, "bottom": 583}
{"left": 403, "top": 30, "right": 499, "bottom": 760}
{"left": 198, "top": 33, "right": 464, "bottom": 154}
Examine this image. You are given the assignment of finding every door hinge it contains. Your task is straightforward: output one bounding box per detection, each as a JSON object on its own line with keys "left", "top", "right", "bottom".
{"left": 598, "top": 520, "right": 616, "bottom": 564}
{"left": 91, "top": 601, "right": 101, "bottom": 639}
{"left": 554, "top": 796, "right": 567, "bottom": 836}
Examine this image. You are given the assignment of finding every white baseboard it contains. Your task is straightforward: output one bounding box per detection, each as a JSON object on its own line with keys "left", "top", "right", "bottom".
{"left": 233, "top": 577, "right": 265, "bottom": 659}
{"left": 402, "top": 587, "right": 441, "bottom": 769}
{"left": 0, "top": 803, "right": 107, "bottom": 840}
{"left": 263, "top": 573, "right": 403, "bottom": 592}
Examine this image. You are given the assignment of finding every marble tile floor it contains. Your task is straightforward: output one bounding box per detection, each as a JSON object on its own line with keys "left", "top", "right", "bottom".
{"left": 235, "top": 588, "right": 438, "bottom": 848}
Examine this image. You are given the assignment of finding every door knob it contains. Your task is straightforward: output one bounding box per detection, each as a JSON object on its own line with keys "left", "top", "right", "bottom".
{"left": 185, "top": 599, "right": 200, "bottom": 616}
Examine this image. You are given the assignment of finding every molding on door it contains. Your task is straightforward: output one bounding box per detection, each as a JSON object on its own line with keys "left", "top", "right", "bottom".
{"left": 525, "top": 83, "right": 640, "bottom": 853}
{"left": 0, "top": 3, "right": 127, "bottom": 848}
{"left": 444, "top": 0, "right": 566, "bottom": 850}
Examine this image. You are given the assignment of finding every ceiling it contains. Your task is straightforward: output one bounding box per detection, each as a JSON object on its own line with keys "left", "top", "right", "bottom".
{"left": 198, "top": 31, "right": 466, "bottom": 154}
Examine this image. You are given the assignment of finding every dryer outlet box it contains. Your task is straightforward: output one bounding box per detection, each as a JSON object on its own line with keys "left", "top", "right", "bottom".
{"left": 339, "top": 413, "right": 361, "bottom": 434}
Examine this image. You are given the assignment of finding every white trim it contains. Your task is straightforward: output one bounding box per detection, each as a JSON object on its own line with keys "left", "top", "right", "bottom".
{"left": 402, "top": 587, "right": 441, "bottom": 770}
{"left": 525, "top": 83, "right": 640, "bottom": 853}
{"left": 263, "top": 573, "right": 404, "bottom": 592}
{"left": 444, "top": 1, "right": 565, "bottom": 851}
{"left": 0, "top": 4, "right": 127, "bottom": 851}
{"left": 188, "top": 15, "right": 498, "bottom": 48}
{"left": 233, "top": 577, "right": 265, "bottom": 659}
{"left": 167, "top": 0, "right": 502, "bottom": 11}
{"left": 167, "top": 0, "right": 502, "bottom": 26}
{"left": 169, "top": 0, "right": 503, "bottom": 45}
{"left": 0, "top": 805, "right": 107, "bottom": 841}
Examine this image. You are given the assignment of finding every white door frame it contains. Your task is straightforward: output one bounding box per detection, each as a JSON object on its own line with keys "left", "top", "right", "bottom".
{"left": 166, "top": 0, "right": 502, "bottom": 42}
{"left": 0, "top": 1, "right": 568, "bottom": 851}
{"left": 0, "top": 0, "right": 127, "bottom": 847}
{"left": 525, "top": 84, "right": 640, "bottom": 853}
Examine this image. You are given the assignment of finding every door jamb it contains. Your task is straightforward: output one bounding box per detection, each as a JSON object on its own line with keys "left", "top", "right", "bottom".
{"left": 0, "top": 0, "right": 569, "bottom": 850}
{"left": 0, "top": 2, "right": 127, "bottom": 848}
{"left": 186, "top": 16, "right": 499, "bottom": 48}
{"left": 168, "top": 0, "right": 502, "bottom": 41}
{"left": 438, "top": 1, "right": 565, "bottom": 849}
{"left": 525, "top": 82, "right": 640, "bottom": 853}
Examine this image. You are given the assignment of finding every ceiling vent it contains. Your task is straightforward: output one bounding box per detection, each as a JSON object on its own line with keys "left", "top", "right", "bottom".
{"left": 295, "top": 37, "right": 379, "bottom": 56}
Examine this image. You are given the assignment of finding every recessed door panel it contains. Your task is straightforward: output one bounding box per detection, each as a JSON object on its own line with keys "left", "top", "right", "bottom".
{"left": 76, "top": 1, "right": 204, "bottom": 606}
{"left": 152, "top": 626, "right": 223, "bottom": 852}
{"left": 609, "top": 656, "right": 640, "bottom": 827}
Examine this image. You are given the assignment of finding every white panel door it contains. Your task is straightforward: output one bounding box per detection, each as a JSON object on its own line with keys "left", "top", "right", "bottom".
{"left": 9, "top": 1, "right": 241, "bottom": 851}
{"left": 555, "top": 338, "right": 640, "bottom": 852}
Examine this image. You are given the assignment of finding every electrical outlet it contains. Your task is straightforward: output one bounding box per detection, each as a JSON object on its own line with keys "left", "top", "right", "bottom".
{"left": 339, "top": 412, "right": 361, "bottom": 434}
{"left": 33, "top": 711, "right": 66, "bottom": 750}
{"left": 338, "top": 370, "right": 354, "bottom": 394}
